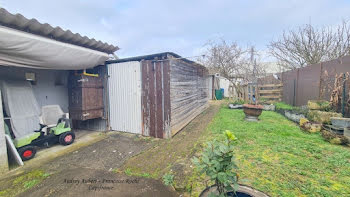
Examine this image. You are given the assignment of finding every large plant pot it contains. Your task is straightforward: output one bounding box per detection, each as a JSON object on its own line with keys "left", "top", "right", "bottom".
{"left": 199, "top": 185, "right": 269, "bottom": 197}
{"left": 243, "top": 104, "right": 263, "bottom": 121}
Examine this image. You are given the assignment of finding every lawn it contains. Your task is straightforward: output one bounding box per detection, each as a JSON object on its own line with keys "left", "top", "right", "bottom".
{"left": 208, "top": 106, "right": 350, "bottom": 197}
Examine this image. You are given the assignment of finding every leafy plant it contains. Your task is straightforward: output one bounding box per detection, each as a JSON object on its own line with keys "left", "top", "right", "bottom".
{"left": 192, "top": 130, "right": 238, "bottom": 197}
{"left": 232, "top": 99, "right": 246, "bottom": 105}
{"left": 162, "top": 173, "right": 174, "bottom": 186}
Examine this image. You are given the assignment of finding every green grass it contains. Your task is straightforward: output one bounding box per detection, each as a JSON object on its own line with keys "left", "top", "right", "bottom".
{"left": 275, "top": 102, "right": 295, "bottom": 110}
{"left": 122, "top": 168, "right": 154, "bottom": 178}
{"left": 206, "top": 107, "right": 350, "bottom": 197}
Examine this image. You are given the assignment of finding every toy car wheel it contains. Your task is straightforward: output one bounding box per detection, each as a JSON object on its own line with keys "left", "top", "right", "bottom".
{"left": 59, "top": 132, "right": 75, "bottom": 146}
{"left": 18, "top": 146, "right": 37, "bottom": 161}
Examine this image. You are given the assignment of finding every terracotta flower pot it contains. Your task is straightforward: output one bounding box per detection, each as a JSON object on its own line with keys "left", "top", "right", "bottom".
{"left": 243, "top": 104, "right": 263, "bottom": 121}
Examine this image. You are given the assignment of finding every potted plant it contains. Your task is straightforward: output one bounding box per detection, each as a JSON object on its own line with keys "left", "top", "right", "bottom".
{"left": 243, "top": 104, "right": 263, "bottom": 121}
{"left": 192, "top": 131, "right": 268, "bottom": 197}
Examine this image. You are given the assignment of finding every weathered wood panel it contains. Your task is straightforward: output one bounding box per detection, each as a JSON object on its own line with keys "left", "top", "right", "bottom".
{"left": 68, "top": 71, "right": 104, "bottom": 121}
{"left": 169, "top": 59, "right": 209, "bottom": 136}
{"left": 141, "top": 60, "right": 171, "bottom": 138}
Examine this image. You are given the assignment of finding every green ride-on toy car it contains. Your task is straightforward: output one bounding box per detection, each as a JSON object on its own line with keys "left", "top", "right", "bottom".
{"left": 5, "top": 116, "right": 75, "bottom": 161}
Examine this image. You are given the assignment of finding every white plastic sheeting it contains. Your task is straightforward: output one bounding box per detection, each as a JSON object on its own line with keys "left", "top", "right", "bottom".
{"left": 1, "top": 80, "right": 40, "bottom": 139}
{"left": 0, "top": 26, "right": 110, "bottom": 70}
{"left": 107, "top": 61, "right": 142, "bottom": 134}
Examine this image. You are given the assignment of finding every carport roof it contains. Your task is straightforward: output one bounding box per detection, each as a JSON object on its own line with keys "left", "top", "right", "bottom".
{"left": 0, "top": 8, "right": 119, "bottom": 54}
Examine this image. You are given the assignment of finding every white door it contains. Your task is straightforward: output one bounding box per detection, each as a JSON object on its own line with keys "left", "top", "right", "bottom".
{"left": 107, "top": 61, "right": 142, "bottom": 134}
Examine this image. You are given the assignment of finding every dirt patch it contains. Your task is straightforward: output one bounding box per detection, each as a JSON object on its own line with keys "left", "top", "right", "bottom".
{"left": 17, "top": 168, "right": 177, "bottom": 197}
{"left": 120, "top": 102, "right": 222, "bottom": 193}
{"left": 41, "top": 133, "right": 154, "bottom": 173}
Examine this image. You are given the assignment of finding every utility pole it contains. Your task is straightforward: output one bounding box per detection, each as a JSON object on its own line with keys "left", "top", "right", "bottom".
{"left": 250, "top": 47, "right": 258, "bottom": 104}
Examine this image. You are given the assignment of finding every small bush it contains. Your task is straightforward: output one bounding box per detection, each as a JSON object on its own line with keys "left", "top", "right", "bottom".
{"left": 162, "top": 173, "right": 174, "bottom": 186}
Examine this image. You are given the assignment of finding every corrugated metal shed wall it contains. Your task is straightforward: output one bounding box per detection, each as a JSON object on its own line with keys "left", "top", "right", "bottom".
{"left": 107, "top": 61, "right": 142, "bottom": 134}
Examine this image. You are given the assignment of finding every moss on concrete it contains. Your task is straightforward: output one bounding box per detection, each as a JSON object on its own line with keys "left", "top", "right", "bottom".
{"left": 0, "top": 169, "right": 50, "bottom": 197}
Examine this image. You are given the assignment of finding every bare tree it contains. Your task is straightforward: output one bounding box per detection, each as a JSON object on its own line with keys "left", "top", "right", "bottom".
{"left": 269, "top": 20, "right": 350, "bottom": 69}
{"left": 199, "top": 39, "right": 266, "bottom": 97}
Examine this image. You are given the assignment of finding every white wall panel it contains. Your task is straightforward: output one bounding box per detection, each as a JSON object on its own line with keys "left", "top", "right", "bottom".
{"left": 107, "top": 61, "right": 142, "bottom": 134}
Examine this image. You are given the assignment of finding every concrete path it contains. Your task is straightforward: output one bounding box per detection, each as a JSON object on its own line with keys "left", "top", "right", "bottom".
{"left": 15, "top": 132, "right": 178, "bottom": 197}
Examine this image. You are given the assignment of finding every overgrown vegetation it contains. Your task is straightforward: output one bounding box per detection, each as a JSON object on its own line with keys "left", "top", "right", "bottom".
{"left": 0, "top": 170, "right": 50, "bottom": 197}
{"left": 231, "top": 99, "right": 246, "bottom": 105}
{"left": 118, "top": 103, "right": 350, "bottom": 196}
{"left": 274, "top": 102, "right": 295, "bottom": 110}
{"left": 205, "top": 107, "right": 350, "bottom": 197}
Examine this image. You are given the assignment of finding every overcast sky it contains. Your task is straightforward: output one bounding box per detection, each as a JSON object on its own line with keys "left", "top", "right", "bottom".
{"left": 1, "top": 0, "right": 350, "bottom": 60}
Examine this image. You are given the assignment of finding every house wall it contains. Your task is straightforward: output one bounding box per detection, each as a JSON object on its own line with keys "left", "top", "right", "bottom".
{"left": 169, "top": 59, "right": 209, "bottom": 136}
{"left": 219, "top": 77, "right": 233, "bottom": 97}
{"left": 0, "top": 66, "right": 69, "bottom": 112}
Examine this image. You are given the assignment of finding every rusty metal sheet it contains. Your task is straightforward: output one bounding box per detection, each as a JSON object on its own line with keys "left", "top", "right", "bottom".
{"left": 296, "top": 63, "right": 321, "bottom": 106}
{"left": 141, "top": 60, "right": 171, "bottom": 138}
{"left": 282, "top": 69, "right": 298, "bottom": 105}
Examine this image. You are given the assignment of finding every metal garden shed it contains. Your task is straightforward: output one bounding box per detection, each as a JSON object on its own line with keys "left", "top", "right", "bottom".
{"left": 106, "top": 52, "right": 210, "bottom": 138}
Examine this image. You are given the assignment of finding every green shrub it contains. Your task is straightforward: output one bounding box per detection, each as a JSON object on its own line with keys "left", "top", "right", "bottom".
{"left": 192, "top": 130, "right": 238, "bottom": 196}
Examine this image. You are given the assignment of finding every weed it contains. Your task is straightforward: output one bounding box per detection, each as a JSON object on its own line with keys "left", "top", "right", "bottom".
{"left": 162, "top": 173, "right": 174, "bottom": 186}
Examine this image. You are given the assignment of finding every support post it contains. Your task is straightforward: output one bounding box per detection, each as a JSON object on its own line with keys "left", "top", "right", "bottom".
{"left": 0, "top": 90, "right": 9, "bottom": 174}
{"left": 342, "top": 73, "right": 346, "bottom": 117}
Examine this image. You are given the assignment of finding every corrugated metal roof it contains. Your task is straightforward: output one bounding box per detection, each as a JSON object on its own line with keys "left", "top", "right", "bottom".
{"left": 0, "top": 8, "right": 119, "bottom": 54}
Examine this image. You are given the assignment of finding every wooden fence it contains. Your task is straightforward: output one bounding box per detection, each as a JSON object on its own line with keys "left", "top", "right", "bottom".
{"left": 257, "top": 83, "right": 283, "bottom": 103}
{"left": 238, "top": 83, "right": 283, "bottom": 103}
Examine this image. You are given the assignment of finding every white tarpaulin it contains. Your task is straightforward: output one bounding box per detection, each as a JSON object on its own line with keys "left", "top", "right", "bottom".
{"left": 1, "top": 80, "right": 41, "bottom": 139}
{"left": 0, "top": 26, "right": 110, "bottom": 70}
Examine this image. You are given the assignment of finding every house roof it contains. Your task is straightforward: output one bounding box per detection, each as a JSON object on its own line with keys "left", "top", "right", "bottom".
{"left": 107, "top": 52, "right": 206, "bottom": 69}
{"left": 0, "top": 8, "right": 119, "bottom": 54}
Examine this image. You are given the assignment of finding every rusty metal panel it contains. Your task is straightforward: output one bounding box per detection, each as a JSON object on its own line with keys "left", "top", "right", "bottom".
{"left": 282, "top": 69, "right": 298, "bottom": 105}
{"left": 107, "top": 61, "right": 142, "bottom": 134}
{"left": 141, "top": 60, "right": 171, "bottom": 138}
{"left": 141, "top": 61, "right": 150, "bottom": 136}
{"left": 320, "top": 61, "right": 337, "bottom": 101}
{"left": 162, "top": 61, "right": 171, "bottom": 138}
{"left": 296, "top": 63, "right": 321, "bottom": 106}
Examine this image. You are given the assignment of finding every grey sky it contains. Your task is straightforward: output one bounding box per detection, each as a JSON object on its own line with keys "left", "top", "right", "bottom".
{"left": 1, "top": 0, "right": 350, "bottom": 60}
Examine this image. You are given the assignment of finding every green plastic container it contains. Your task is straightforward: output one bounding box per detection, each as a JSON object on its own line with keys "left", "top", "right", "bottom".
{"left": 215, "top": 89, "right": 223, "bottom": 100}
